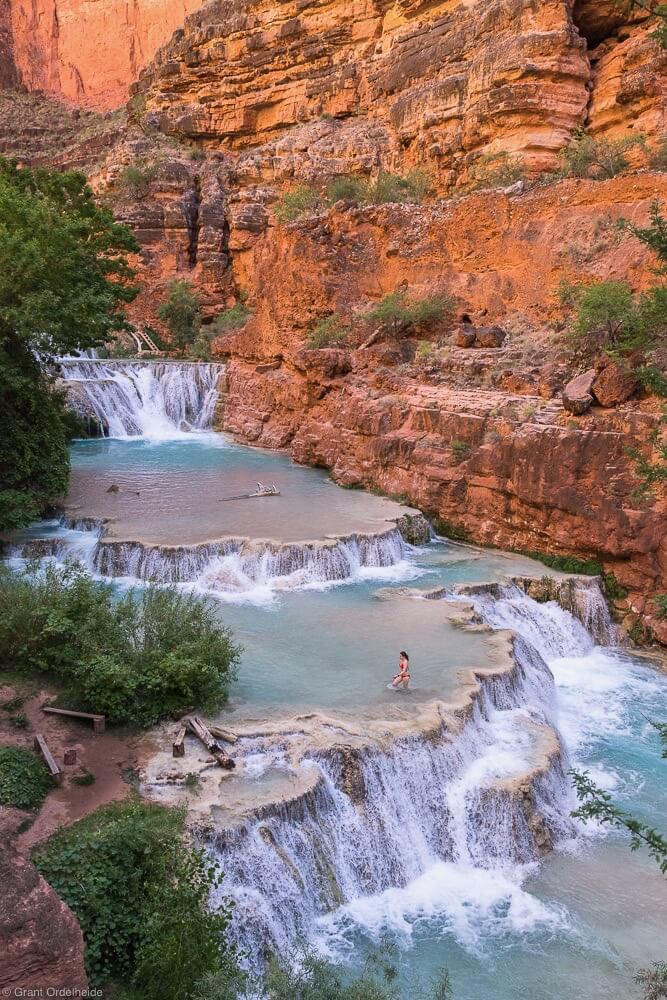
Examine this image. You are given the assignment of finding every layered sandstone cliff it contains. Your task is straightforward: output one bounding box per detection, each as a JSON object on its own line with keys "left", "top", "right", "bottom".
{"left": 130, "top": 0, "right": 665, "bottom": 183}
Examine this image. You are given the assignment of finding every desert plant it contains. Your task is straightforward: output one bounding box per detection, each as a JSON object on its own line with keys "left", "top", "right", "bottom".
{"left": 115, "top": 163, "right": 158, "bottom": 200}
{"left": 158, "top": 280, "right": 201, "bottom": 354}
{"left": 274, "top": 185, "right": 320, "bottom": 223}
{"left": 366, "top": 169, "right": 432, "bottom": 204}
{"left": 649, "top": 137, "right": 667, "bottom": 171}
{"left": 559, "top": 129, "right": 645, "bottom": 180}
{"left": 451, "top": 440, "right": 471, "bottom": 462}
{"left": 325, "top": 175, "right": 369, "bottom": 203}
{"left": 467, "top": 151, "right": 524, "bottom": 190}
{"left": 565, "top": 280, "right": 646, "bottom": 358}
{"left": 363, "top": 289, "right": 454, "bottom": 338}
{"left": 212, "top": 299, "right": 251, "bottom": 334}
{"left": 307, "top": 314, "right": 351, "bottom": 349}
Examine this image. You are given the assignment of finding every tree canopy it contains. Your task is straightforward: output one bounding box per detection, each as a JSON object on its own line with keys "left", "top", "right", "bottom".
{"left": 0, "top": 158, "right": 138, "bottom": 529}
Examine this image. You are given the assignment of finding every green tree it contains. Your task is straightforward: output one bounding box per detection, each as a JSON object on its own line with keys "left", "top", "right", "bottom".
{"left": 158, "top": 280, "right": 201, "bottom": 354}
{"left": 35, "top": 801, "right": 237, "bottom": 997}
{"left": 362, "top": 290, "right": 454, "bottom": 338}
{"left": 0, "top": 561, "right": 240, "bottom": 726}
{"left": 565, "top": 280, "right": 647, "bottom": 357}
{"left": 0, "top": 158, "right": 138, "bottom": 529}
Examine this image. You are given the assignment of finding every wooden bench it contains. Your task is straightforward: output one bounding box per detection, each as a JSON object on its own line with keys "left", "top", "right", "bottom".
{"left": 42, "top": 706, "right": 105, "bottom": 733}
{"left": 173, "top": 725, "right": 186, "bottom": 758}
{"left": 34, "top": 734, "right": 63, "bottom": 785}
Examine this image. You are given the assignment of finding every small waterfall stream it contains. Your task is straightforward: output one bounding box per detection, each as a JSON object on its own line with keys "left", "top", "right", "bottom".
{"left": 58, "top": 359, "right": 224, "bottom": 437}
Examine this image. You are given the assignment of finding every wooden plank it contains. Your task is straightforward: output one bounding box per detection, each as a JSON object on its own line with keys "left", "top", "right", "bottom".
{"left": 34, "top": 734, "right": 63, "bottom": 785}
{"left": 43, "top": 706, "right": 105, "bottom": 733}
{"left": 186, "top": 716, "right": 235, "bottom": 770}
{"left": 173, "top": 725, "right": 186, "bottom": 758}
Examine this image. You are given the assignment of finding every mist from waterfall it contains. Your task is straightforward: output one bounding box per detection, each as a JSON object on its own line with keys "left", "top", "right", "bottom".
{"left": 58, "top": 359, "right": 223, "bottom": 438}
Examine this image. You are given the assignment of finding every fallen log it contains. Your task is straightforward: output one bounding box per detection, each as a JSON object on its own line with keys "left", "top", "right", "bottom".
{"left": 208, "top": 725, "right": 238, "bottom": 744}
{"left": 34, "top": 734, "right": 63, "bottom": 785}
{"left": 186, "top": 716, "right": 235, "bottom": 770}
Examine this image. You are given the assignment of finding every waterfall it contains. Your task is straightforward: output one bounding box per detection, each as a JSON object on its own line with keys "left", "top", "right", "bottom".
{"left": 57, "top": 359, "right": 224, "bottom": 438}
{"left": 8, "top": 520, "right": 415, "bottom": 601}
{"left": 207, "top": 633, "right": 572, "bottom": 966}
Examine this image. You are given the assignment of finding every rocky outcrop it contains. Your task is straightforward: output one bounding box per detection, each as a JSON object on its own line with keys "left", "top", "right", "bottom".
{"left": 592, "top": 361, "right": 639, "bottom": 407}
{"left": 0, "top": 841, "right": 87, "bottom": 992}
{"left": 133, "top": 0, "right": 594, "bottom": 179}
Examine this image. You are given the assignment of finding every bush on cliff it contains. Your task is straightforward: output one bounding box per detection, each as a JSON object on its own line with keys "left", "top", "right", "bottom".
{"left": 467, "top": 151, "right": 524, "bottom": 190}
{"left": 307, "top": 314, "right": 351, "bottom": 348}
{"left": 559, "top": 129, "right": 646, "bottom": 180}
{"left": 34, "top": 801, "right": 237, "bottom": 997}
{"left": 0, "top": 561, "right": 240, "bottom": 726}
{"left": 0, "top": 158, "right": 138, "bottom": 530}
{"left": 362, "top": 289, "right": 455, "bottom": 338}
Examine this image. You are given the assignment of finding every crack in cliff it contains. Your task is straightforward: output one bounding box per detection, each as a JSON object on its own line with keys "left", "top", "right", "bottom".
{"left": 186, "top": 174, "right": 201, "bottom": 268}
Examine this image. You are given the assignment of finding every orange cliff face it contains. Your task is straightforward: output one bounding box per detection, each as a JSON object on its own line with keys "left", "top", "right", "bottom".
{"left": 131, "top": 0, "right": 665, "bottom": 182}
{"left": 6, "top": 0, "right": 204, "bottom": 110}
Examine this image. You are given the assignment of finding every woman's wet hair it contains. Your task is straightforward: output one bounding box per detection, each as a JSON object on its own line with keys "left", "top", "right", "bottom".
{"left": 400, "top": 651, "right": 409, "bottom": 660}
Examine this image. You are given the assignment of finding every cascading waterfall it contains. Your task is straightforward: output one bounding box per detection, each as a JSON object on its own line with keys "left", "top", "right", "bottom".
{"left": 208, "top": 630, "right": 574, "bottom": 966}
{"left": 58, "top": 359, "right": 224, "bottom": 438}
{"left": 7, "top": 520, "right": 414, "bottom": 599}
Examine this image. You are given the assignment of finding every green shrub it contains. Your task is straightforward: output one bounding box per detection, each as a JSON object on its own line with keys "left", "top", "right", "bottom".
{"left": 325, "top": 175, "right": 368, "bottom": 203}
{"left": 363, "top": 290, "right": 454, "bottom": 337}
{"left": 158, "top": 280, "right": 201, "bottom": 354}
{"left": 9, "top": 711, "right": 28, "bottom": 729}
{"left": 467, "top": 151, "right": 524, "bottom": 190}
{"left": 307, "top": 314, "right": 351, "bottom": 349}
{"left": 451, "top": 440, "right": 471, "bottom": 462}
{"left": 72, "top": 769, "right": 96, "bottom": 786}
{"left": 650, "top": 138, "right": 667, "bottom": 171}
{"left": 559, "top": 129, "right": 645, "bottom": 180}
{"left": 274, "top": 185, "right": 320, "bottom": 223}
{"left": 34, "top": 801, "right": 236, "bottom": 995}
{"left": 212, "top": 300, "right": 251, "bottom": 334}
{"left": 636, "top": 364, "right": 667, "bottom": 397}
{"left": 0, "top": 746, "right": 54, "bottom": 809}
{"left": 522, "top": 551, "right": 603, "bottom": 575}
{"left": 565, "top": 280, "right": 647, "bottom": 359}
{"left": 0, "top": 562, "right": 240, "bottom": 727}
{"left": 115, "top": 163, "right": 158, "bottom": 200}
{"left": 656, "top": 594, "right": 667, "bottom": 619}
{"left": 431, "top": 518, "right": 471, "bottom": 542}
{"left": 366, "top": 168, "right": 432, "bottom": 204}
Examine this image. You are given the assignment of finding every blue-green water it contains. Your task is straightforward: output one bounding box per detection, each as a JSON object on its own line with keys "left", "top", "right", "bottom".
{"left": 6, "top": 428, "right": 667, "bottom": 999}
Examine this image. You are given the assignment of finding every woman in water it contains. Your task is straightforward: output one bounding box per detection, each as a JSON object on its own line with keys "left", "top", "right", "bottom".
{"left": 391, "top": 651, "right": 411, "bottom": 690}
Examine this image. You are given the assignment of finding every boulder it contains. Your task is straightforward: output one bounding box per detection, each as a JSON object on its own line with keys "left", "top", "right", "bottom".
{"left": 592, "top": 363, "right": 638, "bottom": 408}
{"left": 453, "top": 327, "right": 476, "bottom": 348}
{"left": 562, "top": 368, "right": 596, "bottom": 415}
{"left": 0, "top": 843, "right": 87, "bottom": 991}
{"left": 475, "top": 325, "right": 506, "bottom": 348}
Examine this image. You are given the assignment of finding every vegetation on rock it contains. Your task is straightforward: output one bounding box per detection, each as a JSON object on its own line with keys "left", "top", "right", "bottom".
{"left": 0, "top": 158, "right": 137, "bottom": 530}
{"left": 158, "top": 280, "right": 201, "bottom": 355}
{"left": 467, "top": 151, "right": 524, "bottom": 190}
{"left": 362, "top": 290, "right": 454, "bottom": 338}
{"left": 559, "top": 129, "right": 645, "bottom": 180}
{"left": 307, "top": 314, "right": 351, "bottom": 349}
{"left": 0, "top": 561, "right": 240, "bottom": 726}
{"left": 0, "top": 745, "right": 55, "bottom": 810}
{"left": 34, "top": 801, "right": 237, "bottom": 997}
{"left": 275, "top": 170, "right": 433, "bottom": 224}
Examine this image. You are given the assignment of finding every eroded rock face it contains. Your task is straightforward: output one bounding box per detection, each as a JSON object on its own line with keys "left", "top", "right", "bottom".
{"left": 132, "top": 0, "right": 592, "bottom": 178}
{"left": 0, "top": 842, "right": 87, "bottom": 991}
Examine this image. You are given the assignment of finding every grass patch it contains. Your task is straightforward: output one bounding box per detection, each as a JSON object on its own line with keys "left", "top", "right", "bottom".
{"left": 0, "top": 746, "right": 54, "bottom": 810}
{"left": 72, "top": 769, "right": 96, "bottom": 787}
{"left": 307, "top": 314, "right": 351, "bottom": 349}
